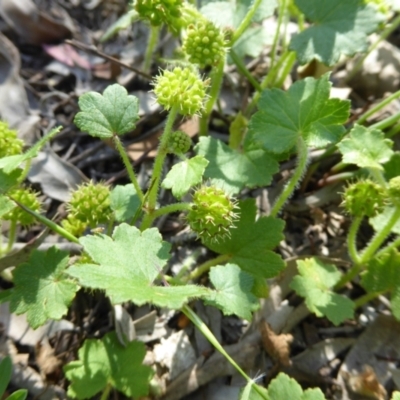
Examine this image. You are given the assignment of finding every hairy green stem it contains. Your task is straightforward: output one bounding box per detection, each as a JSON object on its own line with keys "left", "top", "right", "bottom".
{"left": 230, "top": 0, "right": 263, "bottom": 46}
{"left": 143, "top": 25, "right": 159, "bottom": 74}
{"left": 113, "top": 135, "right": 144, "bottom": 202}
{"left": 335, "top": 263, "right": 363, "bottom": 290}
{"left": 354, "top": 290, "right": 383, "bottom": 309}
{"left": 347, "top": 216, "right": 362, "bottom": 265}
{"left": 185, "top": 253, "right": 231, "bottom": 282}
{"left": 269, "top": 0, "right": 287, "bottom": 71}
{"left": 5, "top": 219, "right": 17, "bottom": 254}
{"left": 245, "top": 51, "right": 294, "bottom": 117}
{"left": 346, "top": 13, "right": 400, "bottom": 82}
{"left": 182, "top": 305, "right": 267, "bottom": 398}
{"left": 100, "top": 383, "right": 112, "bottom": 400}
{"left": 199, "top": 58, "right": 225, "bottom": 136}
{"left": 141, "top": 106, "right": 179, "bottom": 230}
{"left": 230, "top": 49, "right": 261, "bottom": 91}
{"left": 9, "top": 199, "right": 80, "bottom": 244}
{"left": 270, "top": 136, "right": 309, "bottom": 217}
{"left": 359, "top": 206, "right": 400, "bottom": 265}
{"left": 370, "top": 110, "right": 400, "bottom": 132}
{"left": 273, "top": 51, "right": 296, "bottom": 88}
{"left": 369, "top": 168, "right": 387, "bottom": 188}
{"left": 148, "top": 202, "right": 192, "bottom": 223}
{"left": 355, "top": 90, "right": 400, "bottom": 126}
{"left": 376, "top": 236, "right": 400, "bottom": 258}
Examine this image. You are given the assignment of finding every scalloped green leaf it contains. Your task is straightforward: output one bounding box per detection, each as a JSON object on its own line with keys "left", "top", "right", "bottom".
{"left": 1, "top": 247, "right": 78, "bottom": 329}
{"left": 338, "top": 125, "right": 393, "bottom": 170}
{"left": 206, "top": 264, "right": 259, "bottom": 320}
{"left": 195, "top": 136, "right": 279, "bottom": 194}
{"left": 74, "top": 84, "right": 139, "bottom": 138}
{"left": 110, "top": 184, "right": 140, "bottom": 222}
{"left": 205, "top": 199, "right": 285, "bottom": 279}
{"left": 162, "top": 155, "right": 209, "bottom": 199}
{"left": 247, "top": 74, "right": 350, "bottom": 154}
{"left": 67, "top": 224, "right": 209, "bottom": 308}
{"left": 290, "top": 257, "right": 354, "bottom": 326}
{"left": 64, "top": 332, "right": 153, "bottom": 399}
{"left": 289, "top": 0, "right": 384, "bottom": 66}
{"left": 361, "top": 251, "right": 400, "bottom": 293}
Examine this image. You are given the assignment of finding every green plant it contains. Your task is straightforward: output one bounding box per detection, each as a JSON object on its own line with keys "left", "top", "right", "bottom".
{"left": 0, "top": 357, "right": 27, "bottom": 400}
{"left": 2, "top": 0, "right": 400, "bottom": 398}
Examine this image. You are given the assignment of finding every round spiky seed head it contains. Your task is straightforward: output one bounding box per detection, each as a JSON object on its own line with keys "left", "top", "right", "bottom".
{"left": 186, "top": 185, "right": 239, "bottom": 242}
{"left": 61, "top": 214, "right": 87, "bottom": 237}
{"left": 168, "top": 130, "right": 192, "bottom": 154}
{"left": 182, "top": 20, "right": 227, "bottom": 68}
{"left": 67, "top": 181, "right": 112, "bottom": 228}
{"left": 152, "top": 67, "right": 208, "bottom": 116}
{"left": 135, "top": 0, "right": 183, "bottom": 33}
{"left": 341, "top": 180, "right": 386, "bottom": 218}
{"left": 4, "top": 187, "right": 41, "bottom": 226}
{"left": 0, "top": 121, "right": 24, "bottom": 158}
{"left": 388, "top": 176, "right": 400, "bottom": 206}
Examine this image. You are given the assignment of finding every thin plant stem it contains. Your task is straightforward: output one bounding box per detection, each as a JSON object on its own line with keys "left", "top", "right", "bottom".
{"left": 100, "top": 383, "right": 112, "bottom": 400}
{"left": 354, "top": 291, "right": 383, "bottom": 309}
{"left": 141, "top": 106, "right": 179, "bottom": 230}
{"left": 269, "top": 0, "right": 287, "bottom": 71}
{"left": 369, "top": 168, "right": 387, "bottom": 188}
{"left": 9, "top": 198, "right": 80, "bottom": 244}
{"left": 199, "top": 58, "right": 225, "bottom": 136}
{"left": 359, "top": 206, "right": 400, "bottom": 265}
{"left": 347, "top": 216, "right": 362, "bottom": 265}
{"left": 230, "top": 49, "right": 261, "bottom": 91}
{"left": 270, "top": 136, "right": 309, "bottom": 217}
{"left": 113, "top": 135, "right": 144, "bottom": 202}
{"left": 148, "top": 202, "right": 192, "bottom": 223}
{"left": 346, "top": 13, "right": 400, "bottom": 82}
{"left": 230, "top": 0, "right": 263, "bottom": 46}
{"left": 370, "top": 110, "right": 400, "bottom": 131}
{"left": 185, "top": 253, "right": 231, "bottom": 282}
{"left": 387, "top": 123, "right": 400, "bottom": 138}
{"left": 272, "top": 51, "right": 296, "bottom": 88}
{"left": 143, "top": 25, "right": 159, "bottom": 74}
{"left": 355, "top": 90, "right": 400, "bottom": 126}
{"left": 335, "top": 263, "right": 363, "bottom": 290}
{"left": 182, "top": 305, "right": 267, "bottom": 399}
{"left": 245, "top": 51, "right": 294, "bottom": 117}
{"left": 5, "top": 219, "right": 17, "bottom": 253}
{"left": 376, "top": 236, "right": 400, "bottom": 258}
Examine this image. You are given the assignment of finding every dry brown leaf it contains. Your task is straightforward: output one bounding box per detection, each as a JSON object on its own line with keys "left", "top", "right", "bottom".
{"left": 35, "top": 340, "right": 62, "bottom": 383}
{"left": 342, "top": 365, "right": 387, "bottom": 400}
{"left": 0, "top": 0, "right": 74, "bottom": 45}
{"left": 260, "top": 319, "right": 293, "bottom": 366}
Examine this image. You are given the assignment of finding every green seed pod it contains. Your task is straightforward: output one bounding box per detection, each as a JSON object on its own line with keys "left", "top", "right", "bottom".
{"left": 388, "top": 176, "right": 400, "bottom": 206}
{"left": 152, "top": 67, "right": 208, "bottom": 116}
{"left": 182, "top": 21, "right": 227, "bottom": 68}
{"left": 186, "top": 185, "right": 239, "bottom": 242}
{"left": 67, "top": 181, "right": 112, "bottom": 228}
{"left": 61, "top": 214, "right": 87, "bottom": 237}
{"left": 168, "top": 130, "right": 192, "bottom": 154}
{"left": 135, "top": 0, "right": 183, "bottom": 33}
{"left": 0, "top": 121, "right": 24, "bottom": 158}
{"left": 341, "top": 180, "right": 386, "bottom": 218}
{"left": 4, "top": 187, "right": 41, "bottom": 226}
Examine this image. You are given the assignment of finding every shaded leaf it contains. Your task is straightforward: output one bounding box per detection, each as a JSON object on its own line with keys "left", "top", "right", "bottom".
{"left": 110, "top": 184, "right": 140, "bottom": 222}
{"left": 196, "top": 137, "right": 279, "bottom": 194}
{"left": 206, "top": 264, "right": 259, "bottom": 320}
{"left": 247, "top": 74, "right": 350, "bottom": 153}
{"left": 289, "top": 0, "right": 384, "bottom": 65}
{"left": 290, "top": 258, "right": 354, "bottom": 325}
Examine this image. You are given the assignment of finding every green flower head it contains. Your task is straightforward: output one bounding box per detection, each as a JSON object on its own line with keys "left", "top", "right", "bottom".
{"left": 152, "top": 67, "right": 208, "bottom": 116}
